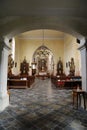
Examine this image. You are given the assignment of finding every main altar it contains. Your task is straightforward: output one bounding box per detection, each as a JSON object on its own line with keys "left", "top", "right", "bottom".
{"left": 32, "top": 30, "right": 54, "bottom": 77}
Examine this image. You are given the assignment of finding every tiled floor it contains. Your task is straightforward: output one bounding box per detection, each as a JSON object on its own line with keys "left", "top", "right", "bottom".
{"left": 0, "top": 78, "right": 87, "bottom": 130}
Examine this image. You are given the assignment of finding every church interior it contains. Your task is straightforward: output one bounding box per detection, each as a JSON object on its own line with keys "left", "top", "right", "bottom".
{"left": 1, "top": 29, "right": 87, "bottom": 130}
{"left": 0, "top": 0, "right": 87, "bottom": 130}
{"left": 7, "top": 29, "right": 81, "bottom": 89}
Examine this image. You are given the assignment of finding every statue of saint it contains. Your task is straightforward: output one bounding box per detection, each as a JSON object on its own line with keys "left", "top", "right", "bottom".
{"left": 8, "top": 54, "right": 14, "bottom": 76}
{"left": 57, "top": 57, "right": 63, "bottom": 75}
{"left": 69, "top": 57, "right": 75, "bottom": 76}
{"left": 20, "top": 57, "right": 29, "bottom": 75}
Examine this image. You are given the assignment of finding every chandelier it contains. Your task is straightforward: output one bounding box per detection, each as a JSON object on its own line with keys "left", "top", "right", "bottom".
{"left": 35, "top": 30, "right": 50, "bottom": 58}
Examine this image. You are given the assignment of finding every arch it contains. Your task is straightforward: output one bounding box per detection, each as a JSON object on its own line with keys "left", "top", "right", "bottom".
{"left": 32, "top": 45, "right": 54, "bottom": 75}
{"left": 0, "top": 16, "right": 85, "bottom": 40}
{"left": 0, "top": 1, "right": 87, "bottom": 112}
{"left": 32, "top": 45, "right": 54, "bottom": 59}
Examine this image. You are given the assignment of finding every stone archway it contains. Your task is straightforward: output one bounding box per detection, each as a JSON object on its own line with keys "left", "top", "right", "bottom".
{"left": 0, "top": 16, "right": 85, "bottom": 40}
{"left": 0, "top": 12, "right": 87, "bottom": 112}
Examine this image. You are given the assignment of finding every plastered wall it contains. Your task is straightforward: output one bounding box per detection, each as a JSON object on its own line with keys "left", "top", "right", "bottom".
{"left": 64, "top": 34, "right": 81, "bottom": 76}
{"left": 13, "top": 34, "right": 81, "bottom": 76}
{"left": 14, "top": 37, "right": 64, "bottom": 75}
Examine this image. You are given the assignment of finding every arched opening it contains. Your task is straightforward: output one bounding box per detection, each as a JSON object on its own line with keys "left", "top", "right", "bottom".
{"left": 0, "top": 17, "right": 86, "bottom": 112}
{"left": 0, "top": 1, "right": 87, "bottom": 127}
{"left": 32, "top": 45, "right": 54, "bottom": 75}
{"left": 10, "top": 29, "right": 81, "bottom": 77}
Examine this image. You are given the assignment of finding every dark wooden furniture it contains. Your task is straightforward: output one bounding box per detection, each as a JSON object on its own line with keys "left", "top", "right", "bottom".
{"left": 7, "top": 75, "right": 35, "bottom": 89}
{"left": 51, "top": 76, "right": 82, "bottom": 89}
{"left": 8, "top": 79, "right": 28, "bottom": 89}
{"left": 64, "top": 80, "right": 82, "bottom": 89}
{"left": 73, "top": 89, "right": 86, "bottom": 109}
{"left": 27, "top": 76, "right": 35, "bottom": 86}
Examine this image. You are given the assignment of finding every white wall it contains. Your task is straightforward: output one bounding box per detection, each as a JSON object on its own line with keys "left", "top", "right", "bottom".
{"left": 14, "top": 37, "right": 64, "bottom": 75}
{"left": 12, "top": 33, "right": 81, "bottom": 76}
{"left": 64, "top": 34, "right": 81, "bottom": 76}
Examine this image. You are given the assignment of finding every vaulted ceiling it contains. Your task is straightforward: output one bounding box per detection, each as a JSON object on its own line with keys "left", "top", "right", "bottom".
{"left": 17, "top": 30, "right": 65, "bottom": 40}
{"left": 0, "top": 0, "right": 87, "bottom": 40}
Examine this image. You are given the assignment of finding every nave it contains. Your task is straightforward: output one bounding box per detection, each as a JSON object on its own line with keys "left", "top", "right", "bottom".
{"left": 0, "top": 79, "right": 87, "bottom": 130}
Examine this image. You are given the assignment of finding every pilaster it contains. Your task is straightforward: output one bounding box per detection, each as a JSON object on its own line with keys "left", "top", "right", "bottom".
{"left": 0, "top": 38, "right": 10, "bottom": 112}
{"left": 79, "top": 40, "right": 87, "bottom": 91}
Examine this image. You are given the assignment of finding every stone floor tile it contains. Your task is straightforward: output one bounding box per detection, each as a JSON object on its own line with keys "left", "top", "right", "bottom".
{"left": 0, "top": 78, "right": 87, "bottom": 130}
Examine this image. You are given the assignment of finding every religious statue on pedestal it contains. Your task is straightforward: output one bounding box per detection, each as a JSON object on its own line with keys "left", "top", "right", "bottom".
{"left": 20, "top": 57, "right": 29, "bottom": 75}
{"left": 69, "top": 57, "right": 75, "bottom": 76}
{"left": 57, "top": 57, "right": 63, "bottom": 75}
{"left": 8, "top": 54, "right": 14, "bottom": 77}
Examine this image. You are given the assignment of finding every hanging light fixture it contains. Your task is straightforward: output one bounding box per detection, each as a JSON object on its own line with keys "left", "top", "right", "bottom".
{"left": 36, "top": 29, "right": 50, "bottom": 58}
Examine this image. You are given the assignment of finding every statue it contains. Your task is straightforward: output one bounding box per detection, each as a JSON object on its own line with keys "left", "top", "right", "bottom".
{"left": 8, "top": 54, "right": 14, "bottom": 76}
{"left": 57, "top": 57, "right": 63, "bottom": 75}
{"left": 20, "top": 57, "right": 29, "bottom": 75}
{"left": 69, "top": 57, "right": 75, "bottom": 76}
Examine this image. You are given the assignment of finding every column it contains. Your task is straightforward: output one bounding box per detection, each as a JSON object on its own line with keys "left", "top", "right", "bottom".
{"left": 0, "top": 38, "right": 10, "bottom": 112}
{"left": 79, "top": 39, "right": 87, "bottom": 91}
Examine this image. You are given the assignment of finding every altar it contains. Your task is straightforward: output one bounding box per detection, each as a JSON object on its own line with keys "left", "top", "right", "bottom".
{"left": 36, "top": 71, "right": 49, "bottom": 80}
{"left": 39, "top": 71, "right": 47, "bottom": 76}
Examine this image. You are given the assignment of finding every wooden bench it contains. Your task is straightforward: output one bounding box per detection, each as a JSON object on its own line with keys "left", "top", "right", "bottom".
{"left": 8, "top": 79, "right": 28, "bottom": 89}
